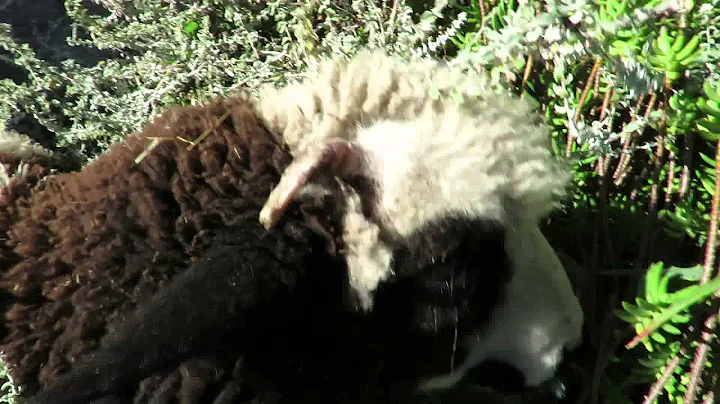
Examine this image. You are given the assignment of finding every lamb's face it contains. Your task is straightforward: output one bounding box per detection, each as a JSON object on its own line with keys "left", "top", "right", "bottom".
{"left": 364, "top": 209, "right": 582, "bottom": 392}
{"left": 259, "top": 114, "right": 583, "bottom": 391}
{"left": 413, "top": 216, "right": 584, "bottom": 392}
{"left": 480, "top": 217, "right": 584, "bottom": 387}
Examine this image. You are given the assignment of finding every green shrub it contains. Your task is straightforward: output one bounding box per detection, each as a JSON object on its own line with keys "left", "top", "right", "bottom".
{"left": 445, "top": 0, "right": 720, "bottom": 402}
{"left": 0, "top": 0, "right": 464, "bottom": 162}
{"left": 0, "top": 354, "right": 18, "bottom": 403}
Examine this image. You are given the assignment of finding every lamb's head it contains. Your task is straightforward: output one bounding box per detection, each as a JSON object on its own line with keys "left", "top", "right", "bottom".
{"left": 258, "top": 89, "right": 584, "bottom": 390}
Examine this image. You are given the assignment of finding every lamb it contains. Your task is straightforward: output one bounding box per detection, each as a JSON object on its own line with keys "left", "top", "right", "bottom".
{"left": 1, "top": 96, "right": 521, "bottom": 404}
{"left": 0, "top": 98, "right": 312, "bottom": 401}
{"left": 2, "top": 51, "right": 583, "bottom": 403}
{"left": 255, "top": 50, "right": 571, "bottom": 307}
{"left": 255, "top": 50, "right": 584, "bottom": 389}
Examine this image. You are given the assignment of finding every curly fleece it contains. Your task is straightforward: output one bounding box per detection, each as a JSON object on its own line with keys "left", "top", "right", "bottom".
{"left": 0, "top": 96, "right": 301, "bottom": 396}
{"left": 256, "top": 50, "right": 572, "bottom": 227}
{"left": 255, "top": 51, "right": 574, "bottom": 309}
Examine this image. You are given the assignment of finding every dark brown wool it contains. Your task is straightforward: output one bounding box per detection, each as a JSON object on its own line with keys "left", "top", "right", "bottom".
{"left": 1, "top": 152, "right": 60, "bottom": 273}
{"left": 0, "top": 96, "right": 301, "bottom": 395}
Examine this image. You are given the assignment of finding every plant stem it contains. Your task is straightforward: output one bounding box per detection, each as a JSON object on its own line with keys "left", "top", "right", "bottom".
{"left": 479, "top": 0, "right": 488, "bottom": 45}
{"left": 681, "top": 139, "right": 720, "bottom": 403}
{"left": 567, "top": 59, "right": 602, "bottom": 157}
{"left": 665, "top": 150, "right": 676, "bottom": 205}
{"left": 680, "top": 133, "right": 695, "bottom": 198}
{"left": 614, "top": 92, "right": 657, "bottom": 187}
{"left": 643, "top": 354, "right": 683, "bottom": 404}
{"left": 520, "top": 54, "right": 533, "bottom": 94}
{"left": 684, "top": 317, "right": 716, "bottom": 403}
{"left": 634, "top": 94, "right": 668, "bottom": 270}
{"left": 700, "top": 140, "right": 720, "bottom": 284}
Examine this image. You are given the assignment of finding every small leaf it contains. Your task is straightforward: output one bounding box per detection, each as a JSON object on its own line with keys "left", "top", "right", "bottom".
{"left": 698, "top": 153, "right": 715, "bottom": 168}
{"left": 615, "top": 309, "right": 638, "bottom": 323}
{"left": 183, "top": 21, "right": 200, "bottom": 35}
{"left": 700, "top": 173, "right": 717, "bottom": 195}
{"left": 703, "top": 81, "right": 720, "bottom": 104}
{"left": 627, "top": 276, "right": 720, "bottom": 349}
{"left": 661, "top": 323, "right": 682, "bottom": 335}
{"left": 622, "top": 301, "right": 649, "bottom": 318}
{"left": 638, "top": 357, "right": 670, "bottom": 368}
{"left": 650, "top": 332, "right": 667, "bottom": 344}
{"left": 644, "top": 263, "right": 664, "bottom": 303}
{"left": 673, "top": 310, "right": 702, "bottom": 327}
{"left": 636, "top": 297, "right": 658, "bottom": 313}
{"left": 664, "top": 265, "right": 703, "bottom": 282}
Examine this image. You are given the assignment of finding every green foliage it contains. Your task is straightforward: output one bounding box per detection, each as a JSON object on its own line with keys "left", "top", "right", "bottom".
{"left": 614, "top": 262, "right": 719, "bottom": 402}
{"left": 0, "top": 0, "right": 463, "bottom": 162}
{"left": 648, "top": 29, "right": 702, "bottom": 82}
{"left": 616, "top": 263, "right": 695, "bottom": 351}
{"left": 596, "top": 0, "right": 661, "bottom": 59}
{"left": 697, "top": 81, "right": 720, "bottom": 141}
{"left": 445, "top": 0, "right": 720, "bottom": 402}
{"left": 614, "top": 263, "right": 697, "bottom": 399}
{"left": 660, "top": 193, "right": 713, "bottom": 242}
{"left": 0, "top": 355, "right": 18, "bottom": 403}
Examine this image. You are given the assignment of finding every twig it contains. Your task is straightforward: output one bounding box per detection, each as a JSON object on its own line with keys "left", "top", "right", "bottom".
{"left": 679, "top": 139, "right": 720, "bottom": 402}
{"left": 700, "top": 140, "right": 720, "bottom": 284}
{"left": 648, "top": 102, "right": 668, "bottom": 213}
{"left": 684, "top": 316, "right": 717, "bottom": 403}
{"left": 680, "top": 132, "right": 695, "bottom": 198}
{"left": 385, "top": 0, "right": 399, "bottom": 39}
{"left": 664, "top": 150, "right": 676, "bottom": 205}
{"left": 589, "top": 300, "right": 617, "bottom": 404}
{"left": 599, "top": 87, "right": 614, "bottom": 121}
{"left": 520, "top": 54, "right": 533, "bottom": 94}
{"left": 596, "top": 88, "right": 615, "bottom": 178}
{"left": 134, "top": 138, "right": 162, "bottom": 165}
{"left": 614, "top": 92, "right": 657, "bottom": 187}
{"left": 567, "top": 59, "right": 602, "bottom": 157}
{"left": 187, "top": 108, "right": 233, "bottom": 151}
{"left": 478, "top": 0, "right": 488, "bottom": 45}
{"left": 643, "top": 354, "right": 683, "bottom": 404}
{"left": 634, "top": 91, "right": 669, "bottom": 272}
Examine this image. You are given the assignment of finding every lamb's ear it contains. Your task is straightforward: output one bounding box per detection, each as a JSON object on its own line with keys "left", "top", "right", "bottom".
{"left": 259, "top": 137, "right": 369, "bottom": 230}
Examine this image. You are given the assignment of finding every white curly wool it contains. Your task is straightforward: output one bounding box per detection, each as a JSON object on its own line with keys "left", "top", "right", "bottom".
{"left": 256, "top": 50, "right": 583, "bottom": 389}
{"left": 0, "top": 130, "right": 51, "bottom": 160}
{"left": 256, "top": 51, "right": 570, "bottom": 226}
{"left": 256, "top": 50, "right": 572, "bottom": 296}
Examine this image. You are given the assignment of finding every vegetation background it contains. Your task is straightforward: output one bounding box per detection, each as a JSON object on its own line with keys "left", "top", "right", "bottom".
{"left": 2, "top": 0, "right": 720, "bottom": 402}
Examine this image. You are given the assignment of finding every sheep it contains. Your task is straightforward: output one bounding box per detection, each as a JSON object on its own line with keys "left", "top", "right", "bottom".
{"left": 2, "top": 95, "right": 528, "bottom": 404}
{"left": 255, "top": 50, "right": 584, "bottom": 390}
{"left": 0, "top": 97, "right": 306, "bottom": 400}
{"left": 4, "top": 51, "right": 583, "bottom": 403}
